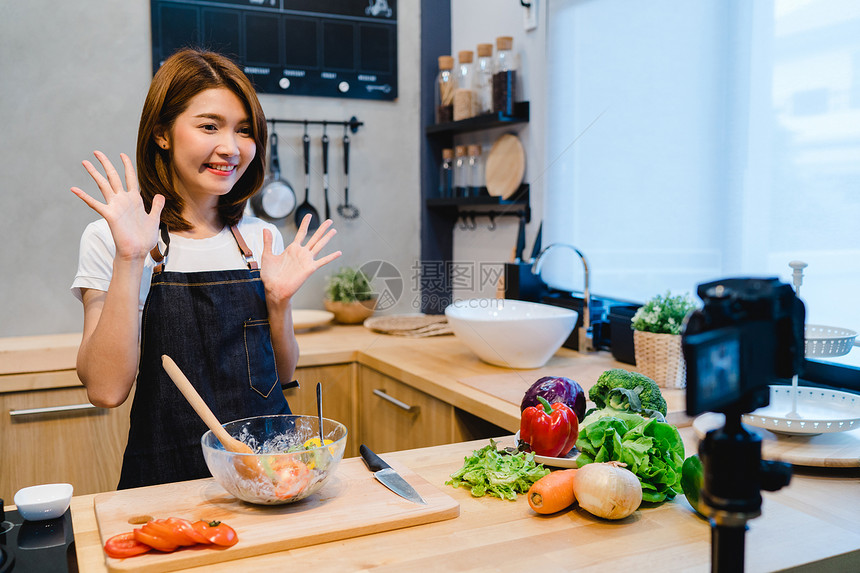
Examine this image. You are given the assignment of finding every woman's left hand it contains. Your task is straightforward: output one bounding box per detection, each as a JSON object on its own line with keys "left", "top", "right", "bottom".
{"left": 260, "top": 214, "right": 342, "bottom": 305}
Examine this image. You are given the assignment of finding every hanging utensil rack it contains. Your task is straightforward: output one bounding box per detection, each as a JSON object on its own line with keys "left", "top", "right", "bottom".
{"left": 267, "top": 116, "right": 364, "bottom": 133}
{"left": 456, "top": 208, "right": 530, "bottom": 230}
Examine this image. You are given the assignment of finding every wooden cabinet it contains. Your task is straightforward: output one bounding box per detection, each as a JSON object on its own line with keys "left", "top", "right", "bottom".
{"left": 286, "top": 363, "right": 358, "bottom": 458}
{"left": 358, "top": 365, "right": 464, "bottom": 453}
{"left": 0, "top": 375, "right": 131, "bottom": 502}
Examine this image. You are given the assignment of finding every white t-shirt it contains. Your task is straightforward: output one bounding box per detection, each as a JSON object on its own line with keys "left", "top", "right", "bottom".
{"left": 71, "top": 216, "right": 285, "bottom": 312}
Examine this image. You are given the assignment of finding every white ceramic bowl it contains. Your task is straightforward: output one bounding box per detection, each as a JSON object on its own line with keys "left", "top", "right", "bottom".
{"left": 445, "top": 298, "right": 578, "bottom": 369}
{"left": 14, "top": 483, "right": 73, "bottom": 521}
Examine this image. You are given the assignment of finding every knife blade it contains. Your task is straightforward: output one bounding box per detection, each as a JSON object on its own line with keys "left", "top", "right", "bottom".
{"left": 360, "top": 444, "right": 427, "bottom": 505}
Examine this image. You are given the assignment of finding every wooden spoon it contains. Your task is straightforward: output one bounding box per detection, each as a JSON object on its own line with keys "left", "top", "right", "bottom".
{"left": 161, "top": 355, "right": 261, "bottom": 478}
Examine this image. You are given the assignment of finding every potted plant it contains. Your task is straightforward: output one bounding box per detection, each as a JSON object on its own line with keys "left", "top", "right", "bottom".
{"left": 323, "top": 267, "right": 377, "bottom": 324}
{"left": 631, "top": 291, "right": 696, "bottom": 388}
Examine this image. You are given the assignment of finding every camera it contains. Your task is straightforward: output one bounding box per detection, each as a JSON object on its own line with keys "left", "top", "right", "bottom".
{"left": 682, "top": 277, "right": 805, "bottom": 573}
{"left": 683, "top": 277, "right": 805, "bottom": 417}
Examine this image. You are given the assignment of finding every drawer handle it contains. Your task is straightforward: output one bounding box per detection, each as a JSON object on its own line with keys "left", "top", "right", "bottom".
{"left": 9, "top": 403, "right": 97, "bottom": 417}
{"left": 372, "top": 389, "right": 420, "bottom": 415}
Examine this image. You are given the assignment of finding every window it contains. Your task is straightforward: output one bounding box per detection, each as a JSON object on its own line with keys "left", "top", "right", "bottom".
{"left": 543, "top": 0, "right": 860, "bottom": 373}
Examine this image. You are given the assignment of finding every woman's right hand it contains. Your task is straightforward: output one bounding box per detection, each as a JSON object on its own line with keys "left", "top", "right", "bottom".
{"left": 71, "top": 150, "right": 165, "bottom": 262}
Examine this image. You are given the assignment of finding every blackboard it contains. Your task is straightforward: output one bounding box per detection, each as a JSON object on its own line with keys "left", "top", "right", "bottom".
{"left": 150, "top": 0, "right": 398, "bottom": 101}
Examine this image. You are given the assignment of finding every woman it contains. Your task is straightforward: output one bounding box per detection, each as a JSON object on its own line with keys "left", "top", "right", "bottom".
{"left": 70, "top": 49, "right": 341, "bottom": 488}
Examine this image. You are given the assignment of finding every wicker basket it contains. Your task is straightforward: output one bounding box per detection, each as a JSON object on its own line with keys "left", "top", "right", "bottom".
{"left": 633, "top": 330, "right": 686, "bottom": 389}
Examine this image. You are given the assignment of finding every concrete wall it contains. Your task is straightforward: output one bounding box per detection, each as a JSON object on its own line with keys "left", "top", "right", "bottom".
{"left": 0, "top": 1, "right": 421, "bottom": 337}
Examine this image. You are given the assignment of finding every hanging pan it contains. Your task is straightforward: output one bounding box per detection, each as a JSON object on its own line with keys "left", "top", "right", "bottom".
{"left": 251, "top": 127, "right": 296, "bottom": 222}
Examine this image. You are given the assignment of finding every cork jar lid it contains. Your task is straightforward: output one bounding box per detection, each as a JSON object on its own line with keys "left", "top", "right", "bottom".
{"left": 496, "top": 36, "right": 513, "bottom": 51}
{"left": 458, "top": 50, "right": 474, "bottom": 63}
{"left": 438, "top": 55, "right": 454, "bottom": 70}
{"left": 477, "top": 43, "right": 493, "bottom": 58}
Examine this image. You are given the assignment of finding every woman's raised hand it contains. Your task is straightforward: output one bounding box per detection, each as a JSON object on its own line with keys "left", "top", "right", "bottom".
{"left": 71, "top": 151, "right": 165, "bottom": 261}
{"left": 260, "top": 214, "right": 342, "bottom": 304}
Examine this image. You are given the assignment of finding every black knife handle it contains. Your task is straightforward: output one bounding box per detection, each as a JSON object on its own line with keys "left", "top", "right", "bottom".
{"left": 360, "top": 444, "right": 391, "bottom": 472}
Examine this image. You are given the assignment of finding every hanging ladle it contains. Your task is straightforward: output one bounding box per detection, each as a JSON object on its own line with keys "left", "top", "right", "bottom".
{"left": 294, "top": 122, "right": 320, "bottom": 231}
{"left": 337, "top": 125, "right": 360, "bottom": 219}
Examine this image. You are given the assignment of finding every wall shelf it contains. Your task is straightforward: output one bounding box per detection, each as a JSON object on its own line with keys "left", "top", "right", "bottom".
{"left": 426, "top": 184, "right": 529, "bottom": 219}
{"left": 425, "top": 102, "right": 530, "bottom": 136}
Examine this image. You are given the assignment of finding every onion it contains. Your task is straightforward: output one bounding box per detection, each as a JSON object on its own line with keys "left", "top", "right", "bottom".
{"left": 572, "top": 462, "right": 642, "bottom": 520}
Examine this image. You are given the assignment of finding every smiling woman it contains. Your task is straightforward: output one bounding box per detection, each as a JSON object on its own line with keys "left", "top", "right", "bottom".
{"left": 68, "top": 48, "right": 342, "bottom": 490}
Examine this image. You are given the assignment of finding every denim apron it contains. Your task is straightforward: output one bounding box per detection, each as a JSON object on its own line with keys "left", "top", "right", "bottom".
{"left": 117, "top": 225, "right": 290, "bottom": 489}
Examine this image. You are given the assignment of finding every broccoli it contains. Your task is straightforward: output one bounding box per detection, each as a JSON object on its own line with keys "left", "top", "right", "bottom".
{"left": 588, "top": 369, "right": 668, "bottom": 416}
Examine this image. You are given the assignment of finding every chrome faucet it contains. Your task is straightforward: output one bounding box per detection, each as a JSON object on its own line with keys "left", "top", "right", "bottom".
{"left": 531, "top": 243, "right": 594, "bottom": 352}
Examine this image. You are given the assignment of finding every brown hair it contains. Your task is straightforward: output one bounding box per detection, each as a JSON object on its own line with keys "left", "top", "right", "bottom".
{"left": 136, "top": 48, "right": 267, "bottom": 231}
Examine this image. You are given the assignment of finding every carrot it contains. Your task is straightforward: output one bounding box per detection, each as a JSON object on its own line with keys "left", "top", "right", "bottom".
{"left": 527, "top": 468, "right": 578, "bottom": 514}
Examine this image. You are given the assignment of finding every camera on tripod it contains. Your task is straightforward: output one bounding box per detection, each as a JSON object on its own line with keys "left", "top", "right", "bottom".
{"left": 681, "top": 277, "right": 805, "bottom": 572}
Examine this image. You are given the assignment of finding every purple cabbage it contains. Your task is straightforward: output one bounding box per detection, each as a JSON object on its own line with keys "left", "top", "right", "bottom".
{"left": 520, "top": 376, "right": 586, "bottom": 422}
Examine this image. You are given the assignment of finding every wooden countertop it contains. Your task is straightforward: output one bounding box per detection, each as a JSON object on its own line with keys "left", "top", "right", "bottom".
{"left": 64, "top": 428, "right": 860, "bottom": 572}
{"left": 0, "top": 325, "right": 687, "bottom": 433}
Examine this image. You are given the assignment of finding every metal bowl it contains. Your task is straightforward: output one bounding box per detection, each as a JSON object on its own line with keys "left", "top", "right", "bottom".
{"left": 201, "top": 415, "right": 347, "bottom": 505}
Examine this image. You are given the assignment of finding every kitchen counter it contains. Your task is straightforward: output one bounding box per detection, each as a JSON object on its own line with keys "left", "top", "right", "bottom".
{"left": 63, "top": 427, "right": 860, "bottom": 572}
{"left": 0, "top": 325, "right": 687, "bottom": 432}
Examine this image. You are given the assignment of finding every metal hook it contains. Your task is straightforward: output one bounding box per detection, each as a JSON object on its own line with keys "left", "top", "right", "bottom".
{"left": 303, "top": 120, "right": 308, "bottom": 136}
{"left": 520, "top": 0, "right": 532, "bottom": 7}
{"left": 458, "top": 215, "right": 469, "bottom": 231}
{"left": 488, "top": 213, "right": 497, "bottom": 231}
{"left": 469, "top": 214, "right": 477, "bottom": 230}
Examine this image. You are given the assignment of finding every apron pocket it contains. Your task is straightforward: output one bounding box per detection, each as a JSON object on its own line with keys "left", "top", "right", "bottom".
{"left": 243, "top": 318, "right": 280, "bottom": 398}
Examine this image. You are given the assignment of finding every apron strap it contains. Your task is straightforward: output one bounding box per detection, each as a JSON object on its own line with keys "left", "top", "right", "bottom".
{"left": 150, "top": 226, "right": 170, "bottom": 273}
{"left": 230, "top": 225, "right": 259, "bottom": 270}
{"left": 150, "top": 225, "right": 259, "bottom": 273}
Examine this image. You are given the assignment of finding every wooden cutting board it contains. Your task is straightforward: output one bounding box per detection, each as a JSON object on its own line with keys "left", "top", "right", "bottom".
{"left": 485, "top": 134, "right": 525, "bottom": 199}
{"left": 94, "top": 457, "right": 459, "bottom": 572}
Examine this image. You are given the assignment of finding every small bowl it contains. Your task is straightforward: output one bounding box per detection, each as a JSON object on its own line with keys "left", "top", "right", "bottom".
{"left": 445, "top": 298, "right": 578, "bottom": 369}
{"left": 201, "top": 414, "right": 347, "bottom": 505}
{"left": 14, "top": 483, "right": 73, "bottom": 521}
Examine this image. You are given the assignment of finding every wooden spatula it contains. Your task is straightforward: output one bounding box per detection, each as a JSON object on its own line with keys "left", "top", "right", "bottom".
{"left": 161, "top": 355, "right": 261, "bottom": 478}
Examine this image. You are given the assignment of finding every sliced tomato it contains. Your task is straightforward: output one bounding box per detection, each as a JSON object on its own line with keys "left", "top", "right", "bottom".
{"left": 104, "top": 531, "right": 151, "bottom": 559}
{"left": 133, "top": 527, "right": 179, "bottom": 553}
{"left": 164, "top": 517, "right": 211, "bottom": 545}
{"left": 192, "top": 520, "right": 239, "bottom": 547}
{"left": 143, "top": 519, "right": 196, "bottom": 546}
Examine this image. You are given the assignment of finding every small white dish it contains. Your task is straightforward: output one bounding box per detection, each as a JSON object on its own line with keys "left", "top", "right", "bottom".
{"left": 14, "top": 483, "right": 73, "bottom": 521}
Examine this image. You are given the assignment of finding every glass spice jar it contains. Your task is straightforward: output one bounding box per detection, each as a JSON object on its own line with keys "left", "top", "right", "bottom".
{"left": 435, "top": 55, "right": 456, "bottom": 124}
{"left": 453, "top": 50, "right": 477, "bottom": 121}
{"left": 466, "top": 144, "right": 484, "bottom": 197}
{"left": 493, "top": 36, "right": 517, "bottom": 116}
{"left": 439, "top": 148, "right": 454, "bottom": 198}
{"left": 453, "top": 145, "right": 468, "bottom": 198}
{"left": 474, "top": 43, "right": 494, "bottom": 115}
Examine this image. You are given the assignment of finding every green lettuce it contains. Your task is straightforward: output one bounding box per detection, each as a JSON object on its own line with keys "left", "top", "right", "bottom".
{"left": 446, "top": 439, "right": 550, "bottom": 500}
{"left": 576, "top": 415, "right": 685, "bottom": 503}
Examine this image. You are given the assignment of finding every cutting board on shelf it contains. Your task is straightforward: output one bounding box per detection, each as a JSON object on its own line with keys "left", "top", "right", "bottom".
{"left": 94, "top": 457, "right": 459, "bottom": 572}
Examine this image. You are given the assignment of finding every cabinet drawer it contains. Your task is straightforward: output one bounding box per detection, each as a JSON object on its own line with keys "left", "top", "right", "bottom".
{"left": 358, "top": 366, "right": 456, "bottom": 453}
{"left": 0, "top": 385, "right": 131, "bottom": 501}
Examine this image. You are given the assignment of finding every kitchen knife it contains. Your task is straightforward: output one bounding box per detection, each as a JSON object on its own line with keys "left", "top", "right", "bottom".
{"left": 360, "top": 445, "right": 427, "bottom": 505}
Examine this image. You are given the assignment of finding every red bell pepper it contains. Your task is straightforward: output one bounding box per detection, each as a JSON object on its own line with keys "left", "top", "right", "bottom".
{"left": 520, "top": 396, "right": 579, "bottom": 457}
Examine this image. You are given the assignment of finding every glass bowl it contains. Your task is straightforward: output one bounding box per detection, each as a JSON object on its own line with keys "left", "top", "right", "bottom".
{"left": 201, "top": 414, "right": 347, "bottom": 505}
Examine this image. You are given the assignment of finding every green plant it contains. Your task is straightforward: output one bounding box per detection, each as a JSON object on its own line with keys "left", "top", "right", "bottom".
{"left": 631, "top": 291, "right": 696, "bottom": 335}
{"left": 325, "top": 267, "right": 373, "bottom": 303}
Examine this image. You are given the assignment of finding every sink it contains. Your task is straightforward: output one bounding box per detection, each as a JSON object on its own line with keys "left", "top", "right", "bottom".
{"left": 444, "top": 298, "right": 578, "bottom": 369}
